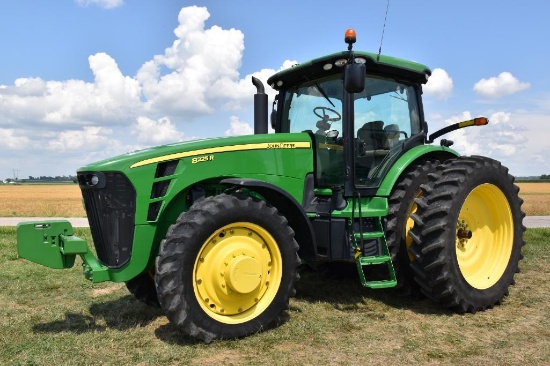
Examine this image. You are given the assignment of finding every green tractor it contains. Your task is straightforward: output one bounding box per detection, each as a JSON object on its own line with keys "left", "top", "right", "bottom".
{"left": 17, "top": 29, "right": 525, "bottom": 342}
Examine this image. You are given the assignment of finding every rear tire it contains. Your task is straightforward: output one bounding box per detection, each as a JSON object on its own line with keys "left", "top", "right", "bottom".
{"left": 409, "top": 156, "right": 525, "bottom": 313}
{"left": 386, "top": 160, "right": 437, "bottom": 298}
{"left": 155, "top": 193, "right": 300, "bottom": 342}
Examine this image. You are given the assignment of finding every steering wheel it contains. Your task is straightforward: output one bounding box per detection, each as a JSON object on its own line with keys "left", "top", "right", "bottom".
{"left": 313, "top": 106, "right": 341, "bottom": 123}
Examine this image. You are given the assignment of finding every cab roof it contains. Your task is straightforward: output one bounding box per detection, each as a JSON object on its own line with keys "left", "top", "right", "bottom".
{"left": 267, "top": 51, "right": 431, "bottom": 91}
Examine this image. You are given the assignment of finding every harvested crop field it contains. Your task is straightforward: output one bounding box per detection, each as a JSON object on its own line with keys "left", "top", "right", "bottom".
{"left": 0, "top": 182, "right": 548, "bottom": 217}
{"left": 0, "top": 184, "right": 85, "bottom": 217}
{"left": 516, "top": 182, "right": 550, "bottom": 216}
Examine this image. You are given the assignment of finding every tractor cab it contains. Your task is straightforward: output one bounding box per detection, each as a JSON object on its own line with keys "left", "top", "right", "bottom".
{"left": 267, "top": 29, "right": 431, "bottom": 196}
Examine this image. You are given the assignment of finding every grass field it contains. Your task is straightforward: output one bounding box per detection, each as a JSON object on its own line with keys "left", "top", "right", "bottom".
{"left": 1, "top": 227, "right": 548, "bottom": 365}
{"left": 0, "top": 182, "right": 549, "bottom": 217}
{"left": 1, "top": 181, "right": 549, "bottom": 364}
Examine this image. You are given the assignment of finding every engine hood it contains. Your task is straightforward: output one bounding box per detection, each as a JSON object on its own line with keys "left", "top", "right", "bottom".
{"left": 77, "top": 133, "right": 313, "bottom": 174}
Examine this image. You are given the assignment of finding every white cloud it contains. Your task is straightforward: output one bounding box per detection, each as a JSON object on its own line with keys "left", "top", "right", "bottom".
{"left": 424, "top": 68, "right": 453, "bottom": 99}
{"left": 131, "top": 116, "right": 185, "bottom": 144}
{"left": 442, "top": 110, "right": 527, "bottom": 157}
{"left": 473, "top": 72, "right": 530, "bottom": 99}
{"left": 442, "top": 111, "right": 483, "bottom": 155}
{"left": 0, "top": 129, "right": 31, "bottom": 149}
{"left": 47, "top": 126, "right": 114, "bottom": 151}
{"left": 213, "top": 60, "right": 297, "bottom": 112}
{"left": 225, "top": 116, "right": 253, "bottom": 136}
{"left": 435, "top": 110, "right": 536, "bottom": 177}
{"left": 75, "top": 0, "right": 124, "bottom": 9}
{"left": 138, "top": 6, "right": 245, "bottom": 116}
{"left": 0, "top": 5, "right": 264, "bottom": 177}
{"left": 0, "top": 53, "right": 142, "bottom": 127}
{"left": 485, "top": 112, "right": 526, "bottom": 157}
{"left": 487, "top": 111, "right": 511, "bottom": 125}
{"left": 1, "top": 6, "right": 249, "bottom": 130}
{"left": 12, "top": 78, "right": 47, "bottom": 96}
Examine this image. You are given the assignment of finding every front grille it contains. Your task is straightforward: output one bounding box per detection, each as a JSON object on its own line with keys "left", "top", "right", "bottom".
{"left": 147, "top": 160, "right": 178, "bottom": 222}
{"left": 155, "top": 160, "right": 178, "bottom": 177}
{"left": 79, "top": 171, "right": 136, "bottom": 268}
{"left": 151, "top": 181, "right": 170, "bottom": 199}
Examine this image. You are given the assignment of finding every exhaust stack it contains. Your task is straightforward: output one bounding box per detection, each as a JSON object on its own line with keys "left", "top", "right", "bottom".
{"left": 252, "top": 76, "right": 268, "bottom": 134}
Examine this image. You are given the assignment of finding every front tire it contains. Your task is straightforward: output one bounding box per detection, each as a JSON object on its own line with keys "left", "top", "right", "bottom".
{"left": 155, "top": 193, "right": 300, "bottom": 342}
{"left": 125, "top": 271, "right": 160, "bottom": 307}
{"left": 409, "top": 156, "right": 525, "bottom": 313}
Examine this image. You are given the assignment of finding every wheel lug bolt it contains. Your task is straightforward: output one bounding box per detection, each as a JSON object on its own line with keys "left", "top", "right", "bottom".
{"left": 457, "top": 229, "right": 472, "bottom": 239}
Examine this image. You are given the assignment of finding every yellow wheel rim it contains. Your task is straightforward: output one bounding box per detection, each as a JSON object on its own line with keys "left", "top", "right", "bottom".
{"left": 405, "top": 192, "right": 422, "bottom": 262}
{"left": 193, "top": 222, "right": 282, "bottom": 324}
{"left": 456, "top": 184, "right": 514, "bottom": 289}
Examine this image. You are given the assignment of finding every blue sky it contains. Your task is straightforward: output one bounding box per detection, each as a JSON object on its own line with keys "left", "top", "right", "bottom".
{"left": 1, "top": 0, "right": 549, "bottom": 181}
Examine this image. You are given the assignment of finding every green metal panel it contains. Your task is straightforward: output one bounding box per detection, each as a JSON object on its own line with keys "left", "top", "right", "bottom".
{"left": 375, "top": 145, "right": 460, "bottom": 197}
{"left": 74, "top": 132, "right": 314, "bottom": 282}
{"left": 117, "top": 133, "right": 314, "bottom": 225}
{"left": 95, "top": 224, "right": 158, "bottom": 282}
{"left": 332, "top": 196, "right": 389, "bottom": 218}
{"left": 268, "top": 51, "right": 431, "bottom": 88}
{"left": 17, "top": 221, "right": 86, "bottom": 269}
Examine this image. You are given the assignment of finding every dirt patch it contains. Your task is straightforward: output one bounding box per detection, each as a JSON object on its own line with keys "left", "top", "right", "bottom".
{"left": 91, "top": 283, "right": 125, "bottom": 297}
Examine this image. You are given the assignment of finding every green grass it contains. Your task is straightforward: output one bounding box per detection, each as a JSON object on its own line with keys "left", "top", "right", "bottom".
{"left": 1, "top": 227, "right": 549, "bottom": 365}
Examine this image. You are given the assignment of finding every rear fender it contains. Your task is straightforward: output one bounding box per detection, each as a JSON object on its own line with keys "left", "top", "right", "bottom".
{"left": 376, "top": 145, "right": 459, "bottom": 196}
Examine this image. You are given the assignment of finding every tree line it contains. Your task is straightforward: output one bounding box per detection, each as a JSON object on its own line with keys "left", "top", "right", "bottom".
{"left": 3, "top": 175, "right": 77, "bottom": 183}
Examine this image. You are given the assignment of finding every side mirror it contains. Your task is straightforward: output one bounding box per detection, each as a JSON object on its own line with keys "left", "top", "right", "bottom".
{"left": 344, "top": 63, "right": 365, "bottom": 93}
{"left": 270, "top": 109, "right": 278, "bottom": 130}
{"left": 270, "top": 99, "right": 278, "bottom": 130}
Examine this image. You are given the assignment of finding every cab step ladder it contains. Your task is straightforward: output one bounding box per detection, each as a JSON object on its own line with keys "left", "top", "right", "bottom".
{"left": 351, "top": 193, "right": 397, "bottom": 289}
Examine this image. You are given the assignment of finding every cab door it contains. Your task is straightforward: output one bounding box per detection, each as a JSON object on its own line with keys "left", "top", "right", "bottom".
{"left": 351, "top": 77, "right": 423, "bottom": 191}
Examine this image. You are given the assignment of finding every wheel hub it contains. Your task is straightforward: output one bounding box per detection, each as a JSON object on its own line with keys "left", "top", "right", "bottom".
{"left": 225, "top": 255, "right": 262, "bottom": 294}
{"left": 193, "top": 222, "right": 282, "bottom": 323}
{"left": 456, "top": 220, "right": 472, "bottom": 249}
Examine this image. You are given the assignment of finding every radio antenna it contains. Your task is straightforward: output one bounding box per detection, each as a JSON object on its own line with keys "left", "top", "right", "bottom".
{"left": 377, "top": 0, "right": 390, "bottom": 61}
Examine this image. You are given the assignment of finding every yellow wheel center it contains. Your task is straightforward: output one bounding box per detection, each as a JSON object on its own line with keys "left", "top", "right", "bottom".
{"left": 405, "top": 192, "right": 422, "bottom": 262}
{"left": 225, "top": 256, "right": 261, "bottom": 294}
{"left": 455, "top": 183, "right": 514, "bottom": 289}
{"left": 193, "top": 222, "right": 282, "bottom": 324}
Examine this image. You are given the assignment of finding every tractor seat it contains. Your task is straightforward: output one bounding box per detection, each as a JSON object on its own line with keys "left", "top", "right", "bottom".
{"left": 357, "top": 120, "right": 387, "bottom": 151}
{"left": 315, "top": 120, "right": 331, "bottom": 135}
{"left": 383, "top": 124, "right": 400, "bottom": 148}
{"left": 356, "top": 121, "right": 388, "bottom": 179}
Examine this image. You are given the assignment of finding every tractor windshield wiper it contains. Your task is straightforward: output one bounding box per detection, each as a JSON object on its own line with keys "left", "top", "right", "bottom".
{"left": 314, "top": 82, "right": 336, "bottom": 108}
{"left": 303, "top": 76, "right": 335, "bottom": 108}
{"left": 390, "top": 91, "right": 407, "bottom": 102}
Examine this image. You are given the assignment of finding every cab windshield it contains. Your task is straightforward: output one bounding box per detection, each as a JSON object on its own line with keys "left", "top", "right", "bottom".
{"left": 284, "top": 77, "right": 344, "bottom": 137}
{"left": 279, "top": 74, "right": 421, "bottom": 189}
